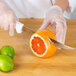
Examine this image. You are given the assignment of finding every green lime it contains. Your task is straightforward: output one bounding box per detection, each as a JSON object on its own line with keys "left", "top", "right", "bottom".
{"left": 0, "top": 46, "right": 15, "bottom": 59}
{"left": 0, "top": 55, "right": 14, "bottom": 72}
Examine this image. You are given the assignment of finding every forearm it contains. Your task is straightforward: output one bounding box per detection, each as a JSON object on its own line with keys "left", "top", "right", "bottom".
{"left": 54, "top": 0, "right": 69, "bottom": 12}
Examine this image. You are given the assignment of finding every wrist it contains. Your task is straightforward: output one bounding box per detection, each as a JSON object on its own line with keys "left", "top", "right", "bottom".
{"left": 48, "top": 5, "right": 63, "bottom": 16}
{"left": 45, "top": 5, "right": 63, "bottom": 21}
{"left": 54, "top": 0, "right": 69, "bottom": 12}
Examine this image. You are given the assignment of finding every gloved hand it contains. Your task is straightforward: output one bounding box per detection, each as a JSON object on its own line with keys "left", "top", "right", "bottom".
{"left": 0, "top": 0, "right": 17, "bottom": 36}
{"left": 38, "top": 5, "right": 67, "bottom": 44}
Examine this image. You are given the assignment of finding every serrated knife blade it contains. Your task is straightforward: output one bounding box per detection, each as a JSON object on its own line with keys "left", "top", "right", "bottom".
{"left": 46, "top": 36, "right": 76, "bottom": 50}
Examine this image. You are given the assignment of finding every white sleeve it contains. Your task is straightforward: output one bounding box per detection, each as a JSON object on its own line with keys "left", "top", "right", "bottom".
{"left": 63, "top": 0, "right": 76, "bottom": 19}
{"left": 68, "top": 0, "right": 76, "bottom": 12}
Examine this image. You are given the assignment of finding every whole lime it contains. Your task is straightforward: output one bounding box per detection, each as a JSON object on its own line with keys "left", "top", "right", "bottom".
{"left": 0, "top": 46, "right": 15, "bottom": 59}
{"left": 0, "top": 55, "right": 14, "bottom": 72}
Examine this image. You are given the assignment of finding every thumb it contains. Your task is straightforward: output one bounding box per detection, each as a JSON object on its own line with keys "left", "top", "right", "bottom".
{"left": 38, "top": 20, "right": 50, "bottom": 31}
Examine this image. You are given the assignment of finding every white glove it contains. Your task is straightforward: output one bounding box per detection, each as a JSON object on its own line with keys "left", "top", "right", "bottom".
{"left": 0, "top": 0, "right": 17, "bottom": 36}
{"left": 38, "top": 5, "right": 67, "bottom": 44}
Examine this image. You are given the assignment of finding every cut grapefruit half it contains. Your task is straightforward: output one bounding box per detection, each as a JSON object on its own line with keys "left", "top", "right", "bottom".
{"left": 30, "top": 30, "right": 58, "bottom": 58}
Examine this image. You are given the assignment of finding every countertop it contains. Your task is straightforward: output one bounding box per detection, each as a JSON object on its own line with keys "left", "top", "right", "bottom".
{"left": 0, "top": 19, "right": 76, "bottom": 76}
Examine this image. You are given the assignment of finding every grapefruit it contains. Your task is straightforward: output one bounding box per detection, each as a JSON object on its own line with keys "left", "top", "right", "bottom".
{"left": 30, "top": 30, "right": 58, "bottom": 58}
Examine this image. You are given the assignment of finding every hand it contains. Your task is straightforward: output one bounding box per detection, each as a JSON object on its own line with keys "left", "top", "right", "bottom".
{"left": 38, "top": 6, "right": 67, "bottom": 44}
{"left": 0, "top": 0, "right": 17, "bottom": 36}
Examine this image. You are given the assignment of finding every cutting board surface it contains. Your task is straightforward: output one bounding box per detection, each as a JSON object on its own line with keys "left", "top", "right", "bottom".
{"left": 0, "top": 19, "right": 76, "bottom": 76}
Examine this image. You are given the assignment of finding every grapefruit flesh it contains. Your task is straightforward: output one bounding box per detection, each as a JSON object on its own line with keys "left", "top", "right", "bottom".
{"left": 31, "top": 36, "right": 46, "bottom": 55}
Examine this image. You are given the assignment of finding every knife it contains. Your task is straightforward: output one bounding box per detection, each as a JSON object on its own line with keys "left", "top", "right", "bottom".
{"left": 23, "top": 26, "right": 35, "bottom": 33}
{"left": 46, "top": 36, "right": 76, "bottom": 50}
{"left": 16, "top": 22, "right": 75, "bottom": 50}
{"left": 15, "top": 21, "right": 35, "bottom": 34}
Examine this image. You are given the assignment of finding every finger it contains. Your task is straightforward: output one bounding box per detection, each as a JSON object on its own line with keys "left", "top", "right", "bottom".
{"left": 3, "top": 14, "right": 9, "bottom": 30}
{"left": 3, "top": 25, "right": 9, "bottom": 30}
{"left": 3, "top": 22, "right": 9, "bottom": 31}
{"left": 38, "top": 20, "right": 50, "bottom": 31}
{"left": 0, "top": 25, "right": 4, "bottom": 29}
{"left": 56, "top": 22, "right": 66, "bottom": 44}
